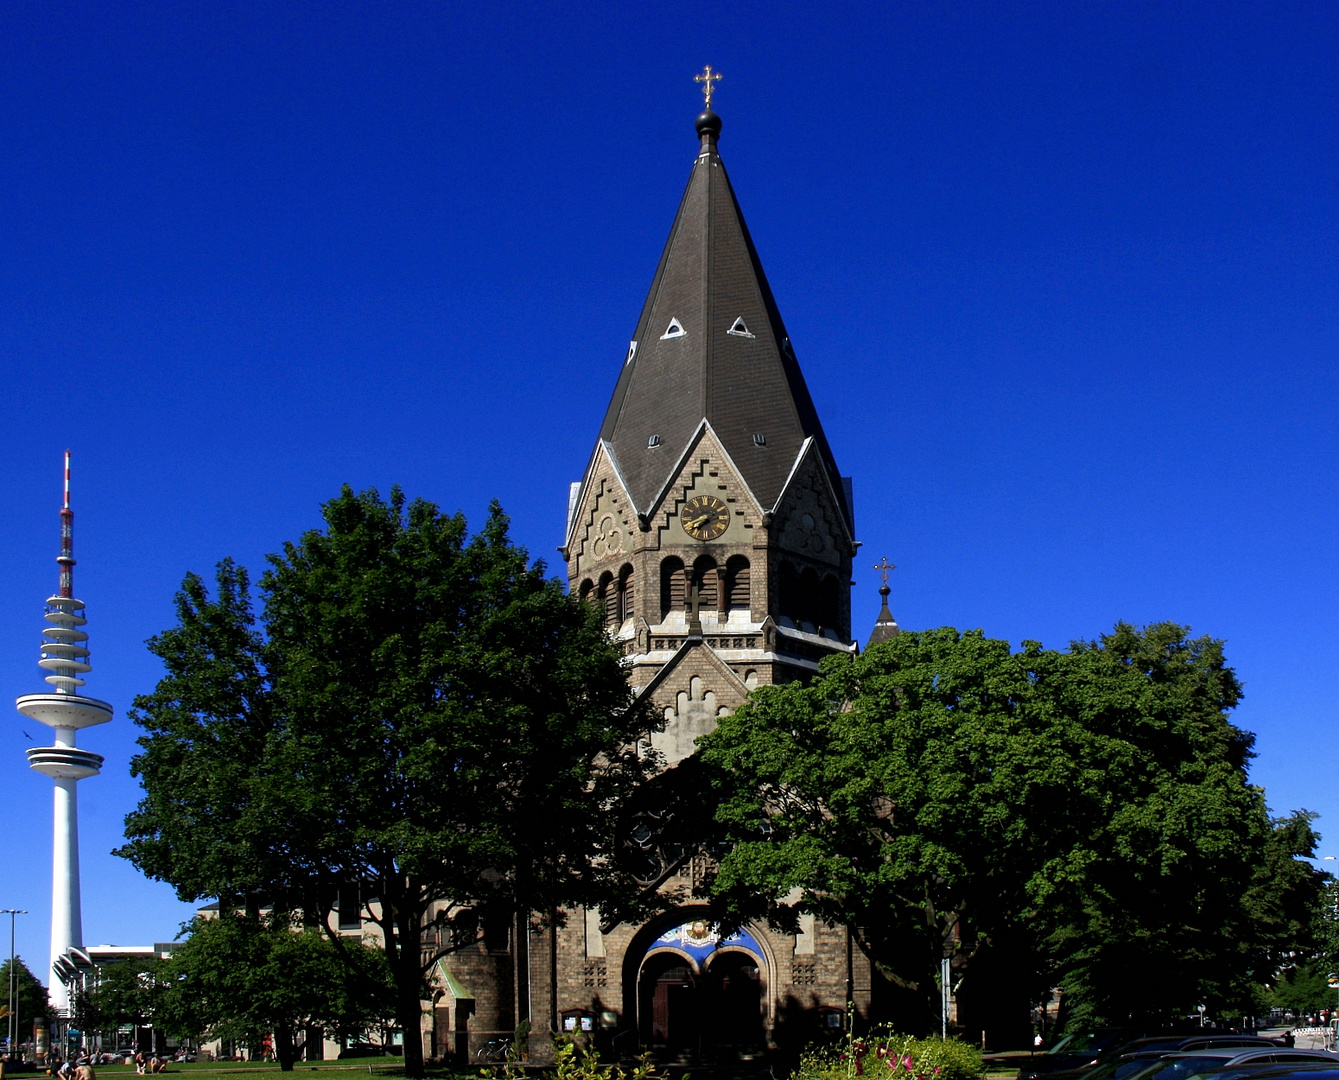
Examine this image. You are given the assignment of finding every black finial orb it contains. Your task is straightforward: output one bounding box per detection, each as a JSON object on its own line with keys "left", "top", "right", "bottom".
{"left": 695, "top": 109, "right": 722, "bottom": 139}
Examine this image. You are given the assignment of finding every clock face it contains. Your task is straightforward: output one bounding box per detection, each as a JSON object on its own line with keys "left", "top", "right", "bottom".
{"left": 681, "top": 495, "right": 730, "bottom": 541}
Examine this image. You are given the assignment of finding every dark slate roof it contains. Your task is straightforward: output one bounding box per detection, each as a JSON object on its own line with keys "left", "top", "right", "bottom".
{"left": 597, "top": 111, "right": 849, "bottom": 528}
{"left": 865, "top": 584, "right": 901, "bottom": 648}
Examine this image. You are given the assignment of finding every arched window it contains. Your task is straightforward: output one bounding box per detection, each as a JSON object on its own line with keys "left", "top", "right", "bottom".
{"left": 778, "top": 560, "right": 800, "bottom": 624}
{"left": 578, "top": 579, "right": 594, "bottom": 604}
{"left": 820, "top": 573, "right": 842, "bottom": 635}
{"left": 596, "top": 570, "right": 617, "bottom": 629}
{"left": 660, "top": 557, "right": 686, "bottom": 621}
{"left": 618, "top": 563, "right": 635, "bottom": 623}
{"left": 692, "top": 555, "right": 719, "bottom": 614}
{"left": 724, "top": 555, "right": 750, "bottom": 614}
{"left": 799, "top": 567, "right": 821, "bottom": 630}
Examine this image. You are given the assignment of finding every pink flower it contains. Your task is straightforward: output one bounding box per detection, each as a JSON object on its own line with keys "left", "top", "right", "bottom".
{"left": 902, "top": 1057, "right": 915, "bottom": 1071}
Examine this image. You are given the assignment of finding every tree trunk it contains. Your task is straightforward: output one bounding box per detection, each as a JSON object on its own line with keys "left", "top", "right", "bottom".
{"left": 394, "top": 904, "right": 427, "bottom": 1080}
{"left": 274, "top": 1026, "right": 297, "bottom": 1072}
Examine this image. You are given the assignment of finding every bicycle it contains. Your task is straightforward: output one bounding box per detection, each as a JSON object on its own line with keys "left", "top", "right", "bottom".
{"left": 475, "top": 1038, "right": 513, "bottom": 1064}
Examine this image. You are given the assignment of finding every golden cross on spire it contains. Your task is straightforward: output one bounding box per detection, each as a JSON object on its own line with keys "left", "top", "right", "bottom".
{"left": 874, "top": 557, "right": 897, "bottom": 587}
{"left": 694, "top": 65, "right": 722, "bottom": 109}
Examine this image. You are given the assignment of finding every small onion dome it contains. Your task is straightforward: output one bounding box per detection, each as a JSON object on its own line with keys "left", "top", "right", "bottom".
{"left": 695, "top": 109, "right": 722, "bottom": 141}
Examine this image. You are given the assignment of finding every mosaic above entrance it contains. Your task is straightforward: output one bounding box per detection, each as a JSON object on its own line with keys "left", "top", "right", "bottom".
{"left": 648, "top": 920, "right": 763, "bottom": 964}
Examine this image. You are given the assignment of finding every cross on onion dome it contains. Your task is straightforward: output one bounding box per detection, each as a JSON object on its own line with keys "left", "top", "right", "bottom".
{"left": 694, "top": 65, "right": 722, "bottom": 109}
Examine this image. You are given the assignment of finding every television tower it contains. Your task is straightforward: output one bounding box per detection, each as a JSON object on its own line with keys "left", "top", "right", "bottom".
{"left": 15, "top": 453, "right": 111, "bottom": 1015}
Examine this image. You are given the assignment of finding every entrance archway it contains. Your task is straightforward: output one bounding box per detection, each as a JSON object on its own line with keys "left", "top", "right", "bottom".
{"left": 631, "top": 919, "right": 770, "bottom": 1060}
{"left": 701, "top": 951, "right": 764, "bottom": 1052}
{"left": 638, "top": 953, "right": 697, "bottom": 1054}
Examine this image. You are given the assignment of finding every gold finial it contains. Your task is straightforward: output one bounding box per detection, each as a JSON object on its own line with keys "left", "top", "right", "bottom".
{"left": 694, "top": 65, "right": 722, "bottom": 110}
{"left": 874, "top": 557, "right": 897, "bottom": 587}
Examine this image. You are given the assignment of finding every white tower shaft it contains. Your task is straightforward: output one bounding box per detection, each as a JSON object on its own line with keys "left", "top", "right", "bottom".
{"left": 49, "top": 779, "right": 82, "bottom": 1013}
{"left": 15, "top": 453, "right": 110, "bottom": 1016}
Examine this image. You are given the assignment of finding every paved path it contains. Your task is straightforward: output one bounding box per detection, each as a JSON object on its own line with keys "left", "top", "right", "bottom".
{"left": 1278, "top": 1027, "right": 1335, "bottom": 1051}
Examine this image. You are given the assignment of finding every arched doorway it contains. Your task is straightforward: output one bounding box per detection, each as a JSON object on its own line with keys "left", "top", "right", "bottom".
{"left": 638, "top": 953, "right": 697, "bottom": 1055}
{"left": 632, "top": 919, "right": 769, "bottom": 1061}
{"left": 701, "top": 951, "right": 764, "bottom": 1053}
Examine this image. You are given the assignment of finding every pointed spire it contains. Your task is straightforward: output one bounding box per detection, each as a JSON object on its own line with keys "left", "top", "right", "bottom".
{"left": 596, "top": 96, "right": 850, "bottom": 527}
{"left": 867, "top": 558, "right": 900, "bottom": 647}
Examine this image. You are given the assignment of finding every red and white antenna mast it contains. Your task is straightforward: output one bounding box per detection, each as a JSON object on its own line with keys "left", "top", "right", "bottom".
{"left": 58, "top": 450, "right": 74, "bottom": 599}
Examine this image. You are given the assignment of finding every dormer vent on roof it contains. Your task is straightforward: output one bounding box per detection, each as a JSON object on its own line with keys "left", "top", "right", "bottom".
{"left": 594, "top": 106, "right": 851, "bottom": 531}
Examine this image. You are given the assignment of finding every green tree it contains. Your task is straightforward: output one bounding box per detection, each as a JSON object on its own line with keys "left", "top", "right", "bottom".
{"left": 116, "top": 487, "right": 654, "bottom": 1078}
{"left": 1267, "top": 960, "right": 1336, "bottom": 1017}
{"left": 0, "top": 957, "right": 50, "bottom": 1054}
{"left": 74, "top": 956, "right": 167, "bottom": 1052}
{"left": 697, "top": 622, "right": 1322, "bottom": 1035}
{"left": 157, "top": 913, "right": 394, "bottom": 1070}
{"left": 1039, "top": 625, "right": 1323, "bottom": 1027}
{"left": 1264, "top": 874, "right": 1339, "bottom": 1021}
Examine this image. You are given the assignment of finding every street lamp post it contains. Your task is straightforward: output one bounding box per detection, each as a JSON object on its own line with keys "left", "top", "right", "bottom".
{"left": 1, "top": 909, "right": 28, "bottom": 1061}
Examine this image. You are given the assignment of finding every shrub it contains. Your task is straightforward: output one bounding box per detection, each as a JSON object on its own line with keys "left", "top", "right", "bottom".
{"left": 481, "top": 1035, "right": 656, "bottom": 1080}
{"left": 790, "top": 1031, "right": 984, "bottom": 1080}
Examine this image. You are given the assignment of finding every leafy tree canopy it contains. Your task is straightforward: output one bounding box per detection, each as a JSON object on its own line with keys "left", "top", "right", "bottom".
{"left": 116, "top": 487, "right": 655, "bottom": 1076}
{"left": 0, "top": 956, "right": 51, "bottom": 1049}
{"left": 698, "top": 622, "right": 1323, "bottom": 1033}
{"left": 72, "top": 955, "right": 167, "bottom": 1051}
{"left": 158, "top": 913, "right": 394, "bottom": 1070}
{"left": 1266, "top": 960, "right": 1337, "bottom": 1017}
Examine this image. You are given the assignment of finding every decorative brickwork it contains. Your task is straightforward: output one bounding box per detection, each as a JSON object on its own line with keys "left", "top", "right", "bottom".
{"left": 791, "top": 960, "right": 817, "bottom": 986}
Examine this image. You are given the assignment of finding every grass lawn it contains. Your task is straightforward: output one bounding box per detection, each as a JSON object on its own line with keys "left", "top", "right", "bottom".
{"left": 45, "top": 1068, "right": 473, "bottom": 1079}
{"left": 171, "top": 1065, "right": 395, "bottom": 1071}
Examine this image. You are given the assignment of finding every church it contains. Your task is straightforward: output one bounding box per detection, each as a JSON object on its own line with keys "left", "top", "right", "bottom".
{"left": 431, "top": 82, "right": 900, "bottom": 1065}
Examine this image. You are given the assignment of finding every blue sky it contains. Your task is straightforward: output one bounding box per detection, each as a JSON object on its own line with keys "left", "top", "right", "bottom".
{"left": 2, "top": 1, "right": 1337, "bottom": 980}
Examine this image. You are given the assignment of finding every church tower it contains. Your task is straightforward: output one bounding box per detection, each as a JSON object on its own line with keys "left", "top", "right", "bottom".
{"left": 527, "top": 85, "right": 871, "bottom": 1058}
{"left": 561, "top": 98, "right": 857, "bottom": 769}
{"left": 433, "top": 84, "right": 874, "bottom": 1068}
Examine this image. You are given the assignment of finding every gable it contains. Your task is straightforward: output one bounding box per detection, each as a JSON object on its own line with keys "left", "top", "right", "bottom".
{"left": 569, "top": 447, "right": 637, "bottom": 578}
{"left": 771, "top": 440, "right": 854, "bottom": 567}
{"left": 646, "top": 423, "right": 763, "bottom": 547}
{"left": 637, "top": 639, "right": 751, "bottom": 768}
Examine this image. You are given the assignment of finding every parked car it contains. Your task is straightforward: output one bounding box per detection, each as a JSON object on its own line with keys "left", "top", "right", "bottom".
{"left": 1022, "top": 1031, "right": 1266, "bottom": 1080}
{"left": 1042, "top": 1035, "right": 1285, "bottom": 1080}
{"left": 1121, "top": 1046, "right": 1339, "bottom": 1080}
{"left": 1022, "top": 1029, "right": 1147, "bottom": 1080}
{"left": 1193, "top": 1066, "right": 1339, "bottom": 1080}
